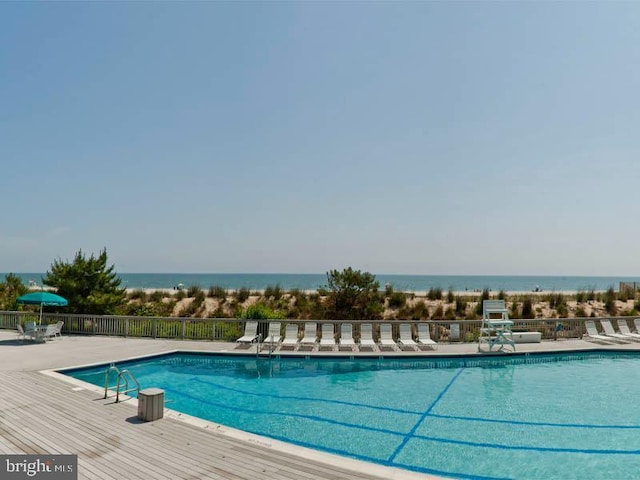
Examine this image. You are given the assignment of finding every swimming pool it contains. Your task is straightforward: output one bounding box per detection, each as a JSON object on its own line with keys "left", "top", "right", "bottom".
{"left": 63, "top": 352, "right": 640, "bottom": 480}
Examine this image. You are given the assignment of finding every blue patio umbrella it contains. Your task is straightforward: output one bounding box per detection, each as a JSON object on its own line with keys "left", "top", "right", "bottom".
{"left": 17, "top": 291, "right": 68, "bottom": 324}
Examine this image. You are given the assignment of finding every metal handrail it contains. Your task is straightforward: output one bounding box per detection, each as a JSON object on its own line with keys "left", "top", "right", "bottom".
{"left": 103, "top": 364, "right": 140, "bottom": 403}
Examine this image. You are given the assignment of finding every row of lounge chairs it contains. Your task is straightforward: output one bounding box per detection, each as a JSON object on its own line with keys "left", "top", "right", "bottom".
{"left": 584, "top": 319, "right": 640, "bottom": 344}
{"left": 236, "top": 321, "right": 437, "bottom": 351}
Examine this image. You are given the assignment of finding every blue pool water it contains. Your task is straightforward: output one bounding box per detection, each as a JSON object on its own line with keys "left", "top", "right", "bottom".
{"left": 64, "top": 352, "right": 640, "bottom": 480}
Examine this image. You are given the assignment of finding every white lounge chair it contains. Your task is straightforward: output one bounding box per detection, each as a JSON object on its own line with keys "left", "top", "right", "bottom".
{"left": 379, "top": 323, "right": 398, "bottom": 349}
{"left": 584, "top": 320, "right": 615, "bottom": 344}
{"left": 600, "top": 319, "right": 633, "bottom": 342}
{"left": 417, "top": 323, "right": 438, "bottom": 350}
{"left": 16, "top": 324, "right": 37, "bottom": 342}
{"left": 319, "top": 324, "right": 336, "bottom": 349}
{"left": 359, "top": 323, "right": 377, "bottom": 350}
{"left": 339, "top": 324, "right": 356, "bottom": 350}
{"left": 54, "top": 321, "right": 64, "bottom": 339}
{"left": 300, "top": 322, "right": 318, "bottom": 345}
{"left": 236, "top": 321, "right": 259, "bottom": 343}
{"left": 617, "top": 319, "right": 640, "bottom": 340}
{"left": 280, "top": 324, "right": 300, "bottom": 349}
{"left": 633, "top": 318, "right": 640, "bottom": 335}
{"left": 42, "top": 323, "right": 58, "bottom": 341}
{"left": 398, "top": 323, "right": 418, "bottom": 350}
{"left": 263, "top": 322, "right": 282, "bottom": 345}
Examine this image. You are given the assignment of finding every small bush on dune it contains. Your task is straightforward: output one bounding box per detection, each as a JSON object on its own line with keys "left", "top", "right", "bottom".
{"left": 187, "top": 285, "right": 202, "bottom": 297}
{"left": 446, "top": 289, "right": 455, "bottom": 303}
{"left": 234, "top": 287, "right": 251, "bottom": 303}
{"left": 388, "top": 291, "right": 407, "bottom": 309}
{"left": 208, "top": 285, "right": 228, "bottom": 300}
{"left": 264, "top": 284, "right": 283, "bottom": 300}
{"left": 128, "top": 289, "right": 148, "bottom": 301}
{"left": 427, "top": 288, "right": 443, "bottom": 301}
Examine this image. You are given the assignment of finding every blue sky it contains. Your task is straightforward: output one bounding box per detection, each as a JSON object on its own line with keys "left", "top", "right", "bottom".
{"left": 1, "top": 2, "right": 639, "bottom": 275}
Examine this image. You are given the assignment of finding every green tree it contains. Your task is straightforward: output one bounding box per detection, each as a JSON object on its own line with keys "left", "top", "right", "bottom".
{"left": 42, "top": 248, "right": 126, "bottom": 315}
{"left": 324, "top": 267, "right": 383, "bottom": 320}
{"left": 0, "top": 273, "right": 28, "bottom": 310}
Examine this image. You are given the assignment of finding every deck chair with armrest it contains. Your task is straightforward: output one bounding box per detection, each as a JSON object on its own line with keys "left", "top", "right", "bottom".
{"left": 263, "top": 322, "right": 282, "bottom": 345}
{"left": 600, "top": 319, "right": 633, "bottom": 342}
{"left": 584, "top": 320, "right": 615, "bottom": 344}
{"left": 379, "top": 323, "right": 399, "bottom": 350}
{"left": 417, "top": 323, "right": 438, "bottom": 350}
{"left": 39, "top": 324, "right": 58, "bottom": 342}
{"left": 236, "top": 321, "right": 259, "bottom": 343}
{"left": 616, "top": 319, "right": 640, "bottom": 340}
{"left": 16, "top": 324, "right": 37, "bottom": 342}
{"left": 280, "top": 324, "right": 300, "bottom": 349}
{"left": 54, "top": 321, "right": 64, "bottom": 339}
{"left": 319, "top": 324, "right": 337, "bottom": 349}
{"left": 300, "top": 322, "right": 318, "bottom": 345}
{"left": 398, "top": 323, "right": 418, "bottom": 351}
{"left": 338, "top": 323, "right": 356, "bottom": 350}
{"left": 359, "top": 323, "right": 377, "bottom": 350}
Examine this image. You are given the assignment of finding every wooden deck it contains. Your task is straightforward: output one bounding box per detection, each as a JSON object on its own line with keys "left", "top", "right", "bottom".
{"left": 1, "top": 330, "right": 635, "bottom": 480}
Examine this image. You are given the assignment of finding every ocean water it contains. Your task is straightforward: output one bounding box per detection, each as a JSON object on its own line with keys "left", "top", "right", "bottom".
{"left": 7, "top": 272, "right": 639, "bottom": 292}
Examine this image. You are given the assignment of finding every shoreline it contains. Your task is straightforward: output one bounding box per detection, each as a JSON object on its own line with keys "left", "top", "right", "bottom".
{"left": 123, "top": 287, "right": 606, "bottom": 296}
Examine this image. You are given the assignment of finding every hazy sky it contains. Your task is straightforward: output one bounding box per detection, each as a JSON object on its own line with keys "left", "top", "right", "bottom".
{"left": 2, "top": 2, "right": 639, "bottom": 275}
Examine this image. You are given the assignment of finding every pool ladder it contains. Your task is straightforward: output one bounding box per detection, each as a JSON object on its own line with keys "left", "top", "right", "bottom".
{"left": 104, "top": 364, "right": 140, "bottom": 403}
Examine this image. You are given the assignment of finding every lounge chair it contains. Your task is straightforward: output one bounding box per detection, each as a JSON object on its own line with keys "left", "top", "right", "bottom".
{"left": 379, "top": 323, "right": 398, "bottom": 350}
{"left": 300, "top": 322, "right": 318, "bottom": 345}
{"left": 417, "top": 323, "right": 438, "bottom": 350}
{"left": 338, "top": 324, "right": 356, "bottom": 350}
{"left": 54, "top": 321, "right": 64, "bottom": 339}
{"left": 280, "top": 324, "right": 300, "bottom": 349}
{"left": 359, "top": 323, "right": 377, "bottom": 350}
{"left": 42, "top": 323, "right": 58, "bottom": 341}
{"left": 319, "top": 324, "right": 336, "bottom": 349}
{"left": 616, "top": 319, "right": 640, "bottom": 340}
{"left": 263, "top": 322, "right": 282, "bottom": 345}
{"left": 584, "top": 320, "right": 615, "bottom": 344}
{"left": 600, "top": 319, "right": 633, "bottom": 342}
{"left": 633, "top": 318, "right": 640, "bottom": 335}
{"left": 236, "top": 321, "right": 259, "bottom": 343}
{"left": 16, "top": 324, "right": 37, "bottom": 342}
{"left": 398, "top": 323, "right": 418, "bottom": 350}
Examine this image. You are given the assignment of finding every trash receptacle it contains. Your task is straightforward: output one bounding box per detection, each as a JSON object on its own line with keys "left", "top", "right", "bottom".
{"left": 138, "top": 388, "right": 164, "bottom": 421}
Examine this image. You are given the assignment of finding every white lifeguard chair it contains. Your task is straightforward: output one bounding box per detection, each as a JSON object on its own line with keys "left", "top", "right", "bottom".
{"left": 478, "top": 300, "right": 515, "bottom": 353}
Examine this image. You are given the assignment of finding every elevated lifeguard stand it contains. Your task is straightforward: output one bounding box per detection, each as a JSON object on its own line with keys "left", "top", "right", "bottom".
{"left": 478, "top": 300, "right": 515, "bottom": 353}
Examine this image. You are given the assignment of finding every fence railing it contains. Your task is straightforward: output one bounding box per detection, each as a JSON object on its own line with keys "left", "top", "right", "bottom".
{"left": 0, "top": 311, "right": 625, "bottom": 343}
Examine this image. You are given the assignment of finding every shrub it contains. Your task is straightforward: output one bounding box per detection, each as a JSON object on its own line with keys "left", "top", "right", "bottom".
{"left": 187, "top": 285, "right": 202, "bottom": 297}
{"left": 446, "top": 289, "right": 455, "bottom": 303}
{"left": 149, "top": 290, "right": 166, "bottom": 302}
{"left": 128, "top": 289, "right": 148, "bottom": 301}
{"left": 604, "top": 287, "right": 617, "bottom": 315}
{"left": 239, "top": 303, "right": 283, "bottom": 320}
{"left": 575, "top": 306, "right": 588, "bottom": 317}
{"left": 264, "top": 284, "right": 283, "bottom": 300}
{"left": 324, "top": 267, "right": 383, "bottom": 320}
{"left": 388, "top": 291, "right": 407, "bottom": 309}
{"left": 522, "top": 296, "right": 534, "bottom": 318}
{"left": 208, "top": 285, "right": 228, "bottom": 300}
{"left": 234, "top": 287, "right": 251, "bottom": 303}
{"left": 474, "top": 289, "right": 491, "bottom": 315}
{"left": 455, "top": 298, "right": 467, "bottom": 316}
{"left": 427, "top": 288, "right": 443, "bottom": 301}
{"left": 431, "top": 305, "right": 444, "bottom": 319}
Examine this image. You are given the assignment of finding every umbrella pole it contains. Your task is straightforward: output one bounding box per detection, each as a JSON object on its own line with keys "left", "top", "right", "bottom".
{"left": 39, "top": 302, "right": 43, "bottom": 325}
